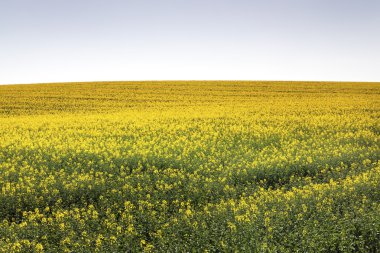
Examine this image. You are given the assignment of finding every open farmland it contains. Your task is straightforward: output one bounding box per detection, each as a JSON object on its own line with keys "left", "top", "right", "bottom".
{"left": 0, "top": 81, "right": 379, "bottom": 252}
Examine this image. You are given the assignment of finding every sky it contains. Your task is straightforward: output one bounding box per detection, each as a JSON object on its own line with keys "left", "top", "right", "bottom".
{"left": 0, "top": 0, "right": 379, "bottom": 84}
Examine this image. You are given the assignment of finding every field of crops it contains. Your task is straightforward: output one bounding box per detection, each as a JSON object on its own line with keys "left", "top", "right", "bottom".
{"left": 0, "top": 81, "right": 379, "bottom": 252}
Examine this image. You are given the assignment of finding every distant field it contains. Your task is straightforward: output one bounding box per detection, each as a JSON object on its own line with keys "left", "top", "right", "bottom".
{"left": 0, "top": 81, "right": 379, "bottom": 252}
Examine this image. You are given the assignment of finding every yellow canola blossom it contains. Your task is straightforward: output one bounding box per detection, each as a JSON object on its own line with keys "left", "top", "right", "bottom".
{"left": 0, "top": 81, "right": 379, "bottom": 252}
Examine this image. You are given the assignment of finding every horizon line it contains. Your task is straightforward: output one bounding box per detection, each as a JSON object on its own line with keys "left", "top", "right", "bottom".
{"left": 1, "top": 79, "right": 380, "bottom": 86}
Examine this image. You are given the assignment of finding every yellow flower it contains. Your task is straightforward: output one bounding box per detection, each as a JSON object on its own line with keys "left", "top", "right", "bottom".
{"left": 227, "top": 221, "right": 236, "bottom": 232}
{"left": 185, "top": 209, "right": 192, "bottom": 217}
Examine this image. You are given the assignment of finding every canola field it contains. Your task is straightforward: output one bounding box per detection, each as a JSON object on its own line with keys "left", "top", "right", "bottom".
{"left": 0, "top": 81, "right": 379, "bottom": 252}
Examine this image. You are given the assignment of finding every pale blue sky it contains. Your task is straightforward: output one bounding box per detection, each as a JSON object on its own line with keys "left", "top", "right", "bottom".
{"left": 1, "top": 0, "right": 379, "bottom": 84}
